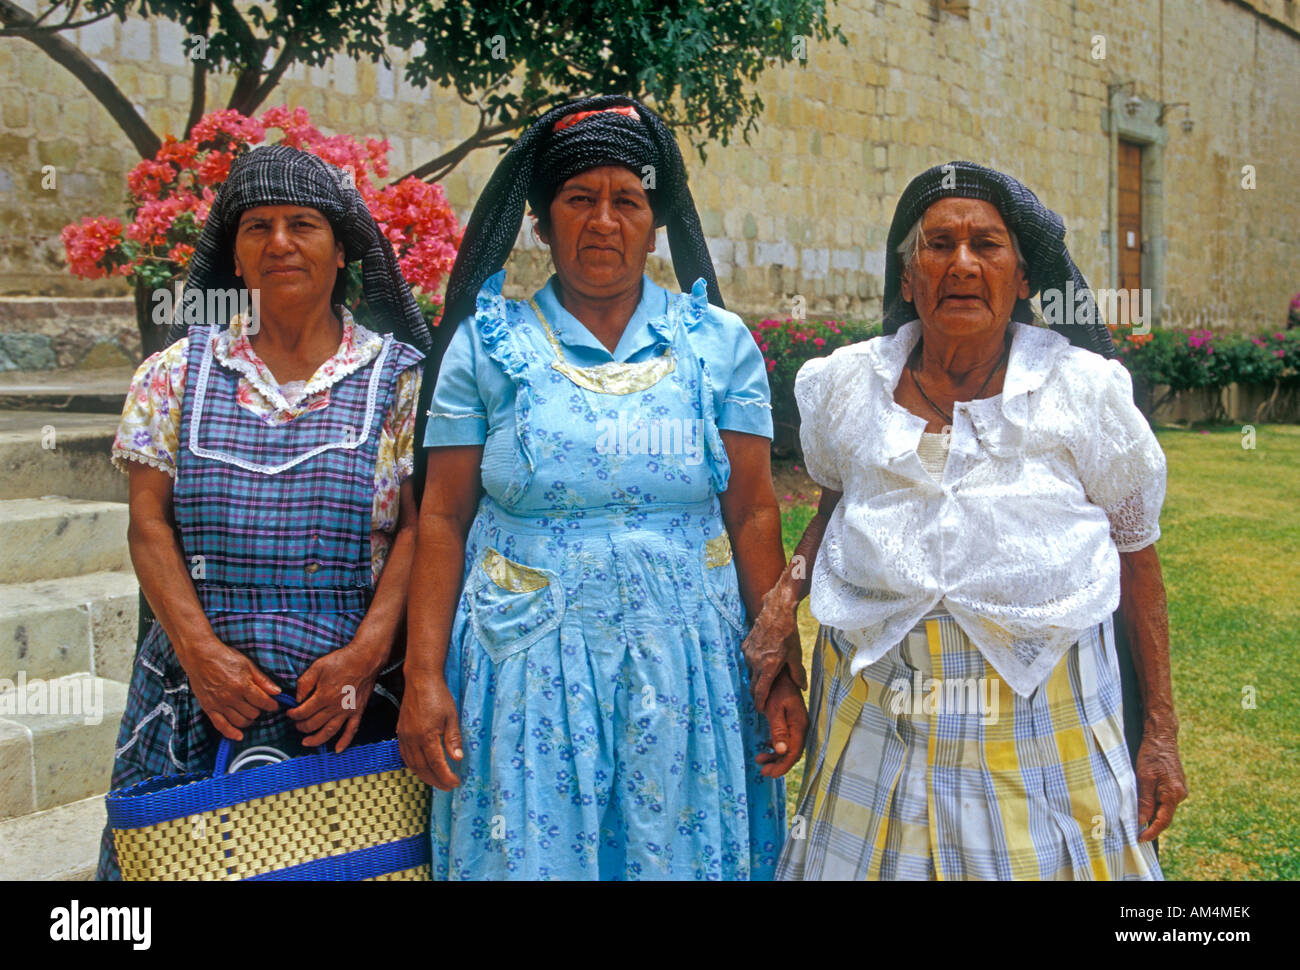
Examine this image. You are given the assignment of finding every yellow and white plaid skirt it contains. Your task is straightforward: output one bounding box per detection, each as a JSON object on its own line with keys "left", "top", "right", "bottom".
{"left": 777, "top": 610, "right": 1162, "bottom": 880}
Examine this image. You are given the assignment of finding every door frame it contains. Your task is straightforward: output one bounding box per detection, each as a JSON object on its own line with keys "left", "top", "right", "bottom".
{"left": 1104, "top": 90, "right": 1167, "bottom": 331}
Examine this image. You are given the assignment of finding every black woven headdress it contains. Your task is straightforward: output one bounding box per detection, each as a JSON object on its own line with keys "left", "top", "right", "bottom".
{"left": 434, "top": 94, "right": 721, "bottom": 366}
{"left": 169, "top": 144, "right": 431, "bottom": 351}
{"left": 883, "top": 160, "right": 1115, "bottom": 358}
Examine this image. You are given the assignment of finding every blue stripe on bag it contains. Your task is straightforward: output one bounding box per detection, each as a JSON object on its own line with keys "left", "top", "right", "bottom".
{"left": 105, "top": 738, "right": 406, "bottom": 830}
{"left": 244, "top": 834, "right": 431, "bottom": 881}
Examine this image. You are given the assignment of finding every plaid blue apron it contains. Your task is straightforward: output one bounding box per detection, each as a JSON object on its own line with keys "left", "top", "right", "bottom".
{"left": 97, "top": 323, "right": 422, "bottom": 879}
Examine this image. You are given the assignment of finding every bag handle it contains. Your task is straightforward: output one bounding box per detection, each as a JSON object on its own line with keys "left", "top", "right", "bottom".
{"left": 212, "top": 692, "right": 328, "bottom": 776}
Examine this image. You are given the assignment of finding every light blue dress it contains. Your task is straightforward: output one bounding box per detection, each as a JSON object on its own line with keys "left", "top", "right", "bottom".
{"left": 423, "top": 270, "right": 785, "bottom": 879}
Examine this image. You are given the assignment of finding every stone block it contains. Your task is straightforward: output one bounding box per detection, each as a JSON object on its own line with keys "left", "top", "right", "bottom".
{"left": 0, "top": 674, "right": 128, "bottom": 811}
{"left": 0, "top": 718, "right": 34, "bottom": 819}
{"left": 3, "top": 97, "right": 28, "bottom": 130}
{"left": 0, "top": 793, "right": 108, "bottom": 880}
{"left": 0, "top": 498, "right": 132, "bottom": 584}
{"left": 0, "top": 333, "right": 57, "bottom": 371}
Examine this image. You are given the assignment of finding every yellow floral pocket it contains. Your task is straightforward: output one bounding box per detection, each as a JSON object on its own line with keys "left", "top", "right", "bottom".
{"left": 467, "top": 548, "right": 565, "bottom": 664}
{"left": 701, "top": 533, "right": 747, "bottom": 636}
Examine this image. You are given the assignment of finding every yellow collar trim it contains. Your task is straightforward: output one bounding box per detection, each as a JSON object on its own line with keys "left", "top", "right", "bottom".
{"left": 528, "top": 298, "right": 675, "bottom": 396}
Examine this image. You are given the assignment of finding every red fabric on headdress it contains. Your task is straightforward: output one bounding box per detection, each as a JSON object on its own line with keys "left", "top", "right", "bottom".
{"left": 552, "top": 104, "right": 640, "bottom": 133}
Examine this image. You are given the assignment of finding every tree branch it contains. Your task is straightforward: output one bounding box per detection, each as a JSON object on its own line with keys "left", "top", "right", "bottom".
{"left": 183, "top": 3, "right": 212, "bottom": 138}
{"left": 0, "top": 6, "right": 114, "bottom": 36}
{"left": 0, "top": 0, "right": 160, "bottom": 158}
{"left": 245, "top": 35, "right": 299, "bottom": 113}
{"left": 400, "top": 119, "right": 521, "bottom": 183}
{"left": 225, "top": 65, "right": 263, "bottom": 114}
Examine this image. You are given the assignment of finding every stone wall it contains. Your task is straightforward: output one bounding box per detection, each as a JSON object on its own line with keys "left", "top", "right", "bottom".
{"left": 0, "top": 0, "right": 1296, "bottom": 359}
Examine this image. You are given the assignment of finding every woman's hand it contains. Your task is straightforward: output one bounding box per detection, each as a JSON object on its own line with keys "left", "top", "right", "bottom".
{"left": 288, "top": 638, "right": 389, "bottom": 752}
{"left": 1135, "top": 724, "right": 1188, "bottom": 842}
{"left": 742, "top": 581, "right": 806, "bottom": 711}
{"left": 756, "top": 670, "right": 808, "bottom": 778}
{"left": 180, "top": 639, "right": 282, "bottom": 742}
{"left": 398, "top": 674, "right": 464, "bottom": 791}
{"left": 717, "top": 430, "right": 809, "bottom": 710}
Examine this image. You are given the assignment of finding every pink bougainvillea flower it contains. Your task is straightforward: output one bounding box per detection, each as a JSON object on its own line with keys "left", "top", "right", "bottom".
{"left": 196, "top": 150, "right": 234, "bottom": 187}
{"left": 195, "top": 187, "right": 216, "bottom": 223}
{"left": 166, "top": 243, "right": 195, "bottom": 267}
{"left": 127, "top": 195, "right": 196, "bottom": 246}
{"left": 259, "top": 105, "right": 321, "bottom": 149}
{"left": 127, "top": 159, "right": 179, "bottom": 200}
{"left": 62, "top": 106, "right": 460, "bottom": 306}
{"left": 61, "top": 217, "right": 124, "bottom": 279}
{"left": 189, "top": 109, "right": 265, "bottom": 148}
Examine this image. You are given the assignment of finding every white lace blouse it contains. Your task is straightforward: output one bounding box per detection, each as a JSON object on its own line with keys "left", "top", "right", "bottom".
{"left": 795, "top": 319, "right": 1166, "bottom": 697}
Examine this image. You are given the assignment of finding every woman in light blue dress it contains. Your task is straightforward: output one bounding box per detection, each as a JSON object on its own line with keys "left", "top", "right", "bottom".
{"left": 398, "top": 96, "right": 807, "bottom": 880}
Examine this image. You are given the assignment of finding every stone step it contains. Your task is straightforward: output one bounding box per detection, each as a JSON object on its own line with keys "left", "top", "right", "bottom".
{"left": 0, "top": 410, "right": 125, "bottom": 502}
{"left": 0, "top": 367, "right": 133, "bottom": 414}
{"left": 0, "top": 497, "right": 131, "bottom": 584}
{"left": 0, "top": 571, "right": 140, "bottom": 684}
{"left": 0, "top": 793, "right": 107, "bottom": 880}
{"left": 0, "top": 673, "right": 128, "bottom": 819}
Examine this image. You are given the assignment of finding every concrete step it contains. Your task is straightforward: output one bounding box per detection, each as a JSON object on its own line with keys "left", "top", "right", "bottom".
{"left": 0, "top": 411, "right": 125, "bottom": 502}
{"left": 0, "top": 793, "right": 106, "bottom": 880}
{"left": 0, "top": 673, "right": 128, "bottom": 819}
{"left": 0, "top": 497, "right": 131, "bottom": 584}
{"left": 0, "top": 571, "right": 139, "bottom": 683}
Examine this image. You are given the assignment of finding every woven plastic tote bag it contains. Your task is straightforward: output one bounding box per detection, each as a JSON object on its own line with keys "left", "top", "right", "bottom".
{"left": 105, "top": 695, "right": 430, "bottom": 880}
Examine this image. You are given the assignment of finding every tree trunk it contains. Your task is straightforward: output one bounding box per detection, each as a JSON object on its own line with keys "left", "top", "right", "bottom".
{"left": 134, "top": 278, "right": 174, "bottom": 360}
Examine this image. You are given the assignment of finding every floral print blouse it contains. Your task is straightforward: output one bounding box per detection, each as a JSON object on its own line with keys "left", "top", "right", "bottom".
{"left": 112, "top": 309, "right": 421, "bottom": 582}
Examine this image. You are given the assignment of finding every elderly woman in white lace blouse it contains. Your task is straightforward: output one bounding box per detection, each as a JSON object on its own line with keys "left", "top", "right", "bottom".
{"left": 744, "top": 162, "right": 1187, "bottom": 880}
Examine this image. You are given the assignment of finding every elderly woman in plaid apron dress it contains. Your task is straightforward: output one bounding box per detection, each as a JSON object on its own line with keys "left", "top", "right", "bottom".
{"left": 398, "top": 97, "right": 804, "bottom": 880}
{"left": 745, "top": 162, "right": 1188, "bottom": 880}
{"left": 95, "top": 146, "right": 430, "bottom": 879}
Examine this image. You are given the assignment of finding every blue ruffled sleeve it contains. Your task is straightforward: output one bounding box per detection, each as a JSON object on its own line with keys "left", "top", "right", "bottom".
{"left": 716, "top": 312, "right": 774, "bottom": 438}
{"left": 685, "top": 278, "right": 772, "bottom": 439}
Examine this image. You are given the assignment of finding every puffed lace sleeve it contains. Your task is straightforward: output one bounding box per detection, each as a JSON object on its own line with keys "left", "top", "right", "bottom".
{"left": 111, "top": 338, "right": 188, "bottom": 476}
{"left": 1070, "top": 356, "right": 1167, "bottom": 552}
{"left": 794, "top": 354, "right": 843, "bottom": 491}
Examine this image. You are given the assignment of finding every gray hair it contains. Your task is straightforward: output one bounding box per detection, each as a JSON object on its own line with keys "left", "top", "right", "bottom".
{"left": 896, "top": 215, "right": 1028, "bottom": 278}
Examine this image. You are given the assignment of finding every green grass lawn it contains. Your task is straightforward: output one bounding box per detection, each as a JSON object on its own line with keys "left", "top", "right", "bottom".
{"left": 773, "top": 423, "right": 1300, "bottom": 880}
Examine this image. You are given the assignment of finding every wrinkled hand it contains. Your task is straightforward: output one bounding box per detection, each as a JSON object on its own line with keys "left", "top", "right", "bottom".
{"left": 1135, "top": 727, "right": 1188, "bottom": 842}
{"left": 398, "top": 675, "right": 463, "bottom": 791}
{"left": 756, "top": 672, "right": 808, "bottom": 778}
{"left": 741, "top": 586, "right": 808, "bottom": 711}
{"left": 182, "top": 639, "right": 281, "bottom": 742}
{"left": 288, "top": 640, "right": 387, "bottom": 752}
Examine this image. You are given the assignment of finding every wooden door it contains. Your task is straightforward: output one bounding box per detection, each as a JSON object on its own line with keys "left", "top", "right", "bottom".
{"left": 1117, "top": 140, "right": 1143, "bottom": 325}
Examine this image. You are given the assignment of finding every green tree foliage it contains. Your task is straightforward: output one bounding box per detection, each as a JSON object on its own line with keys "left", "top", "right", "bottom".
{"left": 391, "top": 0, "right": 845, "bottom": 180}
{"left": 0, "top": 0, "right": 844, "bottom": 180}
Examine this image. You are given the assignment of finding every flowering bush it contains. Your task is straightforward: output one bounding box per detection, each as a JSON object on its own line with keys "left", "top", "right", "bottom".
{"left": 748, "top": 316, "right": 880, "bottom": 451}
{"left": 1110, "top": 324, "right": 1300, "bottom": 392}
{"left": 749, "top": 316, "right": 880, "bottom": 384}
{"left": 61, "top": 106, "right": 460, "bottom": 326}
